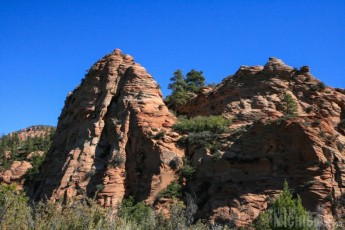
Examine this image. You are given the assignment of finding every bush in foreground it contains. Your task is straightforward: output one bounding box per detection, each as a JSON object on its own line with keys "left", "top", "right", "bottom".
{"left": 253, "top": 181, "right": 313, "bottom": 230}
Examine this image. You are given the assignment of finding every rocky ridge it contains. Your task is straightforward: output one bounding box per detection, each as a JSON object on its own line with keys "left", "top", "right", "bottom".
{"left": 0, "top": 125, "right": 55, "bottom": 186}
{"left": 28, "top": 51, "right": 345, "bottom": 228}
{"left": 178, "top": 57, "right": 345, "bottom": 228}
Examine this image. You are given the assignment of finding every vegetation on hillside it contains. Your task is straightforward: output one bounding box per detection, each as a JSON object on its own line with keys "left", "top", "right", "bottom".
{"left": 0, "top": 127, "right": 55, "bottom": 171}
{"left": 282, "top": 94, "right": 299, "bottom": 119}
{"left": 173, "top": 115, "right": 231, "bottom": 133}
{"left": 174, "top": 115, "right": 231, "bottom": 154}
{"left": 253, "top": 181, "right": 313, "bottom": 230}
{"left": 165, "top": 69, "right": 205, "bottom": 112}
{"left": 0, "top": 183, "right": 204, "bottom": 230}
{"left": 0, "top": 181, "right": 315, "bottom": 229}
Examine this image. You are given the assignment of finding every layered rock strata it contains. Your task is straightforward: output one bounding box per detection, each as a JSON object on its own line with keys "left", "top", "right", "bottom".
{"left": 180, "top": 58, "right": 345, "bottom": 228}
{"left": 31, "top": 49, "right": 183, "bottom": 206}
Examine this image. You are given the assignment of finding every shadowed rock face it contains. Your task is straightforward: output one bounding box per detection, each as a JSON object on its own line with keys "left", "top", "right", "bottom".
{"left": 29, "top": 52, "right": 345, "bottom": 228}
{"left": 178, "top": 58, "right": 345, "bottom": 228}
{"left": 30, "top": 49, "right": 183, "bottom": 206}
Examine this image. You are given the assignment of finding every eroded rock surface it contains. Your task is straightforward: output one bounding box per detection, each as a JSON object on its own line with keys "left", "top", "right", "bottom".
{"left": 30, "top": 49, "right": 183, "bottom": 206}
{"left": 29, "top": 52, "right": 345, "bottom": 229}
{"left": 0, "top": 161, "right": 32, "bottom": 185}
{"left": 179, "top": 57, "right": 345, "bottom": 228}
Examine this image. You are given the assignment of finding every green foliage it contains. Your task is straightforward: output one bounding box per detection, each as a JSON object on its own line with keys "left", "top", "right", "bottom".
{"left": 169, "top": 156, "right": 181, "bottom": 170}
{"left": 282, "top": 94, "right": 298, "bottom": 118}
{"left": 305, "top": 106, "right": 313, "bottom": 114}
{"left": 118, "top": 197, "right": 153, "bottom": 225}
{"left": 186, "top": 131, "right": 220, "bottom": 149}
{"left": 317, "top": 82, "right": 326, "bottom": 91}
{"left": 165, "top": 69, "right": 190, "bottom": 111}
{"left": 309, "top": 82, "right": 326, "bottom": 92}
{"left": 154, "top": 131, "right": 166, "bottom": 140}
{"left": 165, "top": 69, "right": 205, "bottom": 111}
{"left": 159, "top": 181, "right": 182, "bottom": 198}
{"left": 253, "top": 181, "right": 313, "bottom": 230}
{"left": 173, "top": 116, "right": 231, "bottom": 133}
{"left": 0, "top": 127, "right": 55, "bottom": 171}
{"left": 185, "top": 69, "right": 205, "bottom": 93}
{"left": 312, "top": 119, "right": 321, "bottom": 127}
{"left": 336, "top": 141, "right": 344, "bottom": 152}
{"left": 0, "top": 184, "right": 31, "bottom": 229}
{"left": 168, "top": 69, "right": 188, "bottom": 92}
{"left": 0, "top": 182, "right": 219, "bottom": 230}
{"left": 23, "top": 154, "right": 46, "bottom": 188}
{"left": 181, "top": 160, "right": 196, "bottom": 179}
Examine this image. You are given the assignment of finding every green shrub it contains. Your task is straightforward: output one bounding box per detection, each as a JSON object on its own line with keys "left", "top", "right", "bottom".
{"left": 282, "top": 94, "right": 298, "bottom": 118}
{"left": 253, "top": 181, "right": 313, "bottom": 230}
{"left": 337, "top": 141, "right": 344, "bottom": 152}
{"left": 317, "top": 82, "right": 326, "bottom": 91}
{"left": 173, "top": 116, "right": 231, "bottom": 133}
{"left": 309, "top": 85, "right": 319, "bottom": 92}
{"left": 169, "top": 156, "right": 181, "bottom": 170}
{"left": 154, "top": 131, "right": 166, "bottom": 140}
{"left": 181, "top": 162, "right": 196, "bottom": 179}
{"left": 0, "top": 183, "right": 215, "bottom": 230}
{"left": 187, "top": 131, "right": 218, "bottom": 148}
{"left": 0, "top": 184, "right": 31, "bottom": 229}
{"left": 159, "top": 181, "right": 182, "bottom": 199}
{"left": 118, "top": 197, "right": 153, "bottom": 225}
{"left": 305, "top": 106, "right": 313, "bottom": 114}
{"left": 309, "top": 82, "right": 326, "bottom": 92}
{"left": 312, "top": 119, "right": 321, "bottom": 127}
{"left": 23, "top": 154, "right": 46, "bottom": 188}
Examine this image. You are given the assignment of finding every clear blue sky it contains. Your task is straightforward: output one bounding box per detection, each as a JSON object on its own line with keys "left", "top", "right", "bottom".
{"left": 1, "top": 0, "right": 344, "bottom": 135}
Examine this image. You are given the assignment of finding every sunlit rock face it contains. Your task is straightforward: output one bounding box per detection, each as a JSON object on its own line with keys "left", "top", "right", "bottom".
{"left": 30, "top": 49, "right": 183, "bottom": 207}
{"left": 177, "top": 57, "right": 345, "bottom": 228}
{"left": 30, "top": 50, "right": 345, "bottom": 229}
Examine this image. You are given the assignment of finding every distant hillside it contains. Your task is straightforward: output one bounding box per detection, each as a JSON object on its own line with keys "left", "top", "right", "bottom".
{"left": 0, "top": 125, "right": 55, "bottom": 171}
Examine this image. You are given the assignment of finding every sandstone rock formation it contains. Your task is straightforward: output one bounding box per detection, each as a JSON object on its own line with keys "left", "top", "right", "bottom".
{"left": 0, "top": 161, "right": 32, "bottom": 185}
{"left": 27, "top": 151, "right": 45, "bottom": 160}
{"left": 30, "top": 49, "right": 183, "bottom": 207}
{"left": 15, "top": 125, "right": 54, "bottom": 141}
{"left": 178, "top": 57, "right": 345, "bottom": 228}
{"left": 29, "top": 52, "right": 345, "bottom": 229}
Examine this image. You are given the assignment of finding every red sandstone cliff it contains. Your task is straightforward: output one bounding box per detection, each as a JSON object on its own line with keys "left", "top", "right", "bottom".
{"left": 178, "top": 57, "right": 345, "bottom": 228}
{"left": 30, "top": 49, "right": 183, "bottom": 206}
{"left": 29, "top": 52, "right": 345, "bottom": 228}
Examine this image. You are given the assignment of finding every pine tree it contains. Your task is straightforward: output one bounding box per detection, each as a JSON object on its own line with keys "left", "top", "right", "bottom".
{"left": 168, "top": 69, "right": 188, "bottom": 92}
{"left": 282, "top": 94, "right": 298, "bottom": 118}
{"left": 166, "top": 70, "right": 189, "bottom": 111}
{"left": 166, "top": 69, "right": 205, "bottom": 112}
{"left": 254, "top": 181, "right": 313, "bottom": 230}
{"left": 185, "top": 69, "right": 205, "bottom": 93}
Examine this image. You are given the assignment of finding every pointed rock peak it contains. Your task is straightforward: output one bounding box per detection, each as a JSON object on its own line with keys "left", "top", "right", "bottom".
{"left": 263, "top": 57, "right": 293, "bottom": 73}
{"left": 112, "top": 48, "right": 122, "bottom": 55}
{"left": 123, "top": 54, "right": 134, "bottom": 62}
{"left": 268, "top": 56, "right": 281, "bottom": 62}
{"left": 234, "top": 65, "right": 264, "bottom": 77}
{"left": 31, "top": 49, "right": 182, "bottom": 206}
